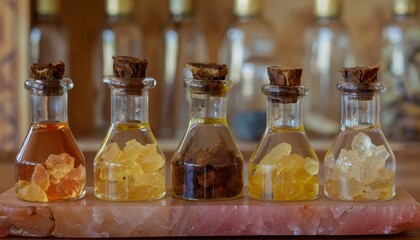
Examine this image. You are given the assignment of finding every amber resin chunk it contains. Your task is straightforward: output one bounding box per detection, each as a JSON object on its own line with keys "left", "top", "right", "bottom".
{"left": 31, "top": 61, "right": 65, "bottom": 80}
{"left": 112, "top": 56, "right": 148, "bottom": 78}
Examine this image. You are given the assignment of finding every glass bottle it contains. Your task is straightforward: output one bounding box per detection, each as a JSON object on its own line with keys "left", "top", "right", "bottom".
{"left": 93, "top": 0, "right": 142, "bottom": 135}
{"left": 94, "top": 76, "right": 166, "bottom": 201}
{"left": 324, "top": 66, "right": 396, "bottom": 201}
{"left": 219, "top": 0, "right": 279, "bottom": 141}
{"left": 16, "top": 77, "right": 86, "bottom": 202}
{"left": 171, "top": 77, "right": 244, "bottom": 200}
{"left": 380, "top": 0, "right": 420, "bottom": 141}
{"left": 302, "top": 0, "right": 354, "bottom": 139}
{"left": 30, "top": 0, "right": 69, "bottom": 75}
{"left": 248, "top": 67, "right": 319, "bottom": 201}
{"left": 159, "top": 0, "right": 208, "bottom": 139}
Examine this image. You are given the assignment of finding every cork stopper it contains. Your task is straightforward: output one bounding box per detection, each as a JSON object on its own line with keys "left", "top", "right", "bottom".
{"left": 112, "top": 56, "right": 147, "bottom": 78}
{"left": 186, "top": 62, "right": 228, "bottom": 80}
{"left": 31, "top": 61, "right": 65, "bottom": 80}
{"left": 266, "top": 66, "right": 302, "bottom": 104}
{"left": 339, "top": 65, "right": 380, "bottom": 100}
{"left": 185, "top": 62, "right": 230, "bottom": 94}
{"left": 339, "top": 65, "right": 379, "bottom": 83}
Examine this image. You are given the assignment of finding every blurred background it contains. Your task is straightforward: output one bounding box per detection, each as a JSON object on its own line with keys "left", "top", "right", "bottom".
{"left": 1, "top": 0, "right": 420, "bottom": 152}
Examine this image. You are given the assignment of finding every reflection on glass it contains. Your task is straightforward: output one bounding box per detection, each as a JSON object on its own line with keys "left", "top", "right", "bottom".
{"left": 29, "top": 0, "right": 68, "bottom": 75}
{"left": 159, "top": 0, "right": 208, "bottom": 139}
{"left": 381, "top": 0, "right": 420, "bottom": 141}
{"left": 93, "top": 0, "right": 142, "bottom": 136}
{"left": 302, "top": 0, "right": 354, "bottom": 139}
{"left": 219, "top": 0, "right": 279, "bottom": 141}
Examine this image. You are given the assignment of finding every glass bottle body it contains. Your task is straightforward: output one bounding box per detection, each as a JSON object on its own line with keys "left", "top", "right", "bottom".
{"left": 248, "top": 85, "right": 319, "bottom": 201}
{"left": 219, "top": 16, "right": 279, "bottom": 141}
{"left": 93, "top": 16, "right": 143, "bottom": 135}
{"left": 160, "top": 14, "right": 208, "bottom": 139}
{"left": 324, "top": 82, "right": 396, "bottom": 201}
{"left": 302, "top": 18, "right": 354, "bottom": 138}
{"left": 171, "top": 79, "right": 244, "bottom": 200}
{"left": 30, "top": 15, "right": 69, "bottom": 75}
{"left": 16, "top": 79, "right": 86, "bottom": 202}
{"left": 94, "top": 77, "right": 166, "bottom": 201}
{"left": 381, "top": 15, "right": 420, "bottom": 141}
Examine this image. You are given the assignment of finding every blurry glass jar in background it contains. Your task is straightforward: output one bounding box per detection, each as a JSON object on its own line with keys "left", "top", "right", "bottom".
{"left": 302, "top": 0, "right": 355, "bottom": 139}
{"left": 30, "top": 0, "right": 69, "bottom": 76}
{"left": 219, "top": 0, "right": 279, "bottom": 141}
{"left": 159, "top": 0, "right": 208, "bottom": 139}
{"left": 381, "top": 0, "right": 420, "bottom": 141}
{"left": 93, "top": 0, "right": 143, "bottom": 136}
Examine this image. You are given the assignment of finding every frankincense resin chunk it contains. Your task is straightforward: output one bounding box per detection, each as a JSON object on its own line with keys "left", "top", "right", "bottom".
{"left": 324, "top": 133, "right": 394, "bottom": 201}
{"left": 15, "top": 153, "right": 86, "bottom": 202}
{"left": 94, "top": 139, "right": 165, "bottom": 201}
{"left": 248, "top": 142, "right": 319, "bottom": 200}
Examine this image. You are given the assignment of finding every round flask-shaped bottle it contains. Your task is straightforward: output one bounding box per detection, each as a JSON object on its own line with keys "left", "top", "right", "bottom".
{"left": 248, "top": 66, "right": 319, "bottom": 201}
{"left": 324, "top": 65, "right": 396, "bottom": 201}
{"left": 16, "top": 61, "right": 86, "bottom": 202}
{"left": 94, "top": 57, "right": 166, "bottom": 201}
{"left": 171, "top": 63, "right": 244, "bottom": 200}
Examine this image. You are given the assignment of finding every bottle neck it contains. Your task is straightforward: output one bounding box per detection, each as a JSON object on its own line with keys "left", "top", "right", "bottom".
{"left": 341, "top": 94, "right": 380, "bottom": 129}
{"left": 262, "top": 85, "right": 307, "bottom": 130}
{"left": 189, "top": 93, "right": 228, "bottom": 124}
{"left": 111, "top": 91, "right": 149, "bottom": 124}
{"left": 104, "top": 77, "right": 155, "bottom": 125}
{"left": 266, "top": 98, "right": 303, "bottom": 130}
{"left": 185, "top": 79, "right": 232, "bottom": 125}
{"left": 30, "top": 92, "right": 68, "bottom": 123}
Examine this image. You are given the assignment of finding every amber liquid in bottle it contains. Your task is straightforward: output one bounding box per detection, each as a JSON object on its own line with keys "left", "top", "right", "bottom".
{"left": 16, "top": 78, "right": 86, "bottom": 202}
{"left": 16, "top": 122, "right": 85, "bottom": 201}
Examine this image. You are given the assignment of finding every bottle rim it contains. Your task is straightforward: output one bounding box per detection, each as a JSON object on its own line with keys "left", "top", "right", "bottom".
{"left": 261, "top": 84, "right": 308, "bottom": 97}
{"left": 25, "top": 78, "right": 73, "bottom": 94}
{"left": 336, "top": 81, "right": 387, "bottom": 94}
{"left": 103, "top": 76, "right": 156, "bottom": 90}
{"left": 184, "top": 78, "right": 233, "bottom": 94}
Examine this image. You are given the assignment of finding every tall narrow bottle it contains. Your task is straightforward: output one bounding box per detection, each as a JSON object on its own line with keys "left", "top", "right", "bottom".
{"left": 381, "top": 0, "right": 420, "bottom": 141}
{"left": 93, "top": 0, "right": 142, "bottom": 135}
{"left": 29, "top": 0, "right": 69, "bottom": 75}
{"left": 94, "top": 56, "right": 166, "bottom": 201}
{"left": 159, "top": 0, "right": 208, "bottom": 139}
{"left": 324, "top": 66, "right": 395, "bottom": 201}
{"left": 16, "top": 61, "right": 86, "bottom": 202}
{"left": 219, "top": 0, "right": 279, "bottom": 141}
{"left": 302, "top": 0, "right": 354, "bottom": 138}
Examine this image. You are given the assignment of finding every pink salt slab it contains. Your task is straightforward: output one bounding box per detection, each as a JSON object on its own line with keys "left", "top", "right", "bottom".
{"left": 0, "top": 187, "right": 418, "bottom": 237}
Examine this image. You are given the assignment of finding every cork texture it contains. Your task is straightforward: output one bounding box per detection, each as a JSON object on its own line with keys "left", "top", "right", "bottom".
{"left": 31, "top": 61, "right": 65, "bottom": 80}
{"left": 112, "top": 56, "right": 148, "bottom": 78}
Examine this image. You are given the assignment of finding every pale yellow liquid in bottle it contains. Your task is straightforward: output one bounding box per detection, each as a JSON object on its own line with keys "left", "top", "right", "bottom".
{"left": 94, "top": 122, "right": 166, "bottom": 201}
{"left": 248, "top": 127, "right": 319, "bottom": 201}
